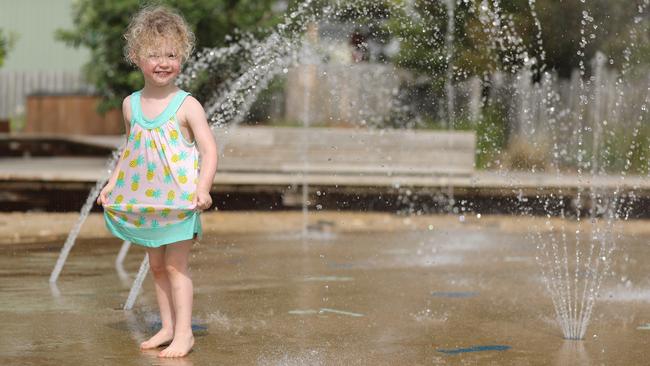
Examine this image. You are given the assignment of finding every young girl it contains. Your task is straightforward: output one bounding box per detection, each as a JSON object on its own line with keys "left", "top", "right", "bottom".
{"left": 96, "top": 5, "right": 217, "bottom": 358}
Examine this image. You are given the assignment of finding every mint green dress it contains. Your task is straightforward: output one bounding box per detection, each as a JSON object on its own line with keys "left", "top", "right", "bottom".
{"left": 103, "top": 90, "right": 202, "bottom": 247}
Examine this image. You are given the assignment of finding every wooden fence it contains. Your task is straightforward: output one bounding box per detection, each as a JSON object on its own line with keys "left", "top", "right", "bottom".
{"left": 0, "top": 70, "right": 93, "bottom": 120}
{"left": 25, "top": 94, "right": 124, "bottom": 135}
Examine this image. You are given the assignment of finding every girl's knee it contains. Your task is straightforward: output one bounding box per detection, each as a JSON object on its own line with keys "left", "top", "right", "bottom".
{"left": 147, "top": 248, "right": 167, "bottom": 276}
{"left": 165, "top": 262, "right": 187, "bottom": 276}
{"left": 150, "top": 262, "right": 167, "bottom": 277}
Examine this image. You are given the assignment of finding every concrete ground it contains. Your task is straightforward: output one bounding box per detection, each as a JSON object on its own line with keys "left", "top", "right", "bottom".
{"left": 6, "top": 210, "right": 650, "bottom": 245}
{"left": 1, "top": 212, "right": 650, "bottom": 365}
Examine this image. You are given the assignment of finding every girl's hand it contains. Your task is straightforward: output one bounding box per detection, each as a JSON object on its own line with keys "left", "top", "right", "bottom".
{"left": 97, "top": 182, "right": 115, "bottom": 206}
{"left": 193, "top": 189, "right": 212, "bottom": 211}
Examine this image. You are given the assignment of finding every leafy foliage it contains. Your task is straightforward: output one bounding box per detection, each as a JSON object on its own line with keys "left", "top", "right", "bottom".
{"left": 56, "top": 0, "right": 283, "bottom": 112}
{"left": 0, "top": 29, "right": 15, "bottom": 68}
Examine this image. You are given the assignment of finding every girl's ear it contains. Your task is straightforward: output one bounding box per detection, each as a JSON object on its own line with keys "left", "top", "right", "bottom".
{"left": 132, "top": 54, "right": 145, "bottom": 69}
{"left": 130, "top": 49, "right": 144, "bottom": 66}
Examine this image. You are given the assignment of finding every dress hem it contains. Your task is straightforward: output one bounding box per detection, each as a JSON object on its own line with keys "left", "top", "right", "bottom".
{"left": 104, "top": 210, "right": 203, "bottom": 248}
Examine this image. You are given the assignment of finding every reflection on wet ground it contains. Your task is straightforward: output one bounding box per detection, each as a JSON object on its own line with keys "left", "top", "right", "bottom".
{"left": 1, "top": 216, "right": 650, "bottom": 365}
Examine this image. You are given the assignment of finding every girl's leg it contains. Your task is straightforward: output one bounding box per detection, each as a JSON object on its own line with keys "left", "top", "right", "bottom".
{"left": 159, "top": 239, "right": 194, "bottom": 358}
{"left": 140, "top": 246, "right": 175, "bottom": 349}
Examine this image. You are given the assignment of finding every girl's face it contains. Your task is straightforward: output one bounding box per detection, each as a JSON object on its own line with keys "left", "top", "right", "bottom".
{"left": 136, "top": 40, "right": 182, "bottom": 87}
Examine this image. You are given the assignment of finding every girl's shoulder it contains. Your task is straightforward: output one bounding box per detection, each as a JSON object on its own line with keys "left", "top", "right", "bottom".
{"left": 122, "top": 94, "right": 133, "bottom": 109}
{"left": 122, "top": 94, "right": 133, "bottom": 123}
{"left": 178, "top": 94, "right": 201, "bottom": 109}
{"left": 177, "top": 95, "right": 206, "bottom": 121}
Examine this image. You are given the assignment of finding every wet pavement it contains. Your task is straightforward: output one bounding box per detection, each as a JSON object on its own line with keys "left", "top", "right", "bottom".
{"left": 1, "top": 215, "right": 650, "bottom": 365}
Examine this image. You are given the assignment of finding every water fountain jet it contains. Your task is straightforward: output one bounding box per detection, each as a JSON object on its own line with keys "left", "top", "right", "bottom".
{"left": 46, "top": 2, "right": 650, "bottom": 342}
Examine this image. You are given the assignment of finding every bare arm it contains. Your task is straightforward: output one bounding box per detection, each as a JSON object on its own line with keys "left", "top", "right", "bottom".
{"left": 182, "top": 96, "right": 218, "bottom": 206}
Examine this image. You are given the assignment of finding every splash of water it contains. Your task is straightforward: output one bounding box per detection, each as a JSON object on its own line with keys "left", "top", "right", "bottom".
{"left": 124, "top": 254, "right": 150, "bottom": 310}
{"left": 443, "top": 0, "right": 456, "bottom": 129}
{"left": 532, "top": 0, "right": 650, "bottom": 340}
{"left": 299, "top": 40, "right": 315, "bottom": 239}
{"left": 115, "top": 240, "right": 132, "bottom": 282}
{"left": 48, "top": 2, "right": 649, "bottom": 339}
{"left": 49, "top": 147, "right": 122, "bottom": 283}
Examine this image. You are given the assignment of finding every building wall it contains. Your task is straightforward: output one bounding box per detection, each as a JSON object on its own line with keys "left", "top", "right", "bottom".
{"left": 0, "top": 0, "right": 92, "bottom": 121}
{"left": 0, "top": 0, "right": 89, "bottom": 71}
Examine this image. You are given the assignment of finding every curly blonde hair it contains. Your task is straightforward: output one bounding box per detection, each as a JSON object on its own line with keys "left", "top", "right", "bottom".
{"left": 124, "top": 5, "right": 195, "bottom": 65}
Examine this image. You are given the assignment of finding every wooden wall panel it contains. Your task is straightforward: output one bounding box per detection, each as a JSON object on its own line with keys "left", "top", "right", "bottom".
{"left": 25, "top": 95, "right": 123, "bottom": 135}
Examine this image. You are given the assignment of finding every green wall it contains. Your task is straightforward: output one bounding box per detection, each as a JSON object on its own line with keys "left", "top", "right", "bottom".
{"left": 0, "top": 0, "right": 89, "bottom": 71}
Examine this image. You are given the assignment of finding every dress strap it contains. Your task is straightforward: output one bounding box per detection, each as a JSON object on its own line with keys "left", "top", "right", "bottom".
{"left": 131, "top": 90, "right": 191, "bottom": 129}
{"left": 166, "top": 90, "right": 191, "bottom": 119}
{"left": 130, "top": 90, "right": 142, "bottom": 124}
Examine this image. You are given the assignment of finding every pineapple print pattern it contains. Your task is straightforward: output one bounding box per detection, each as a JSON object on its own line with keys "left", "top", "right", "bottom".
{"left": 146, "top": 162, "right": 157, "bottom": 181}
{"left": 116, "top": 171, "right": 126, "bottom": 188}
{"left": 145, "top": 188, "right": 162, "bottom": 199}
{"left": 130, "top": 155, "right": 144, "bottom": 168}
{"left": 130, "top": 173, "right": 140, "bottom": 191}
{"left": 177, "top": 168, "right": 188, "bottom": 184}
{"left": 172, "top": 151, "right": 188, "bottom": 163}
{"left": 126, "top": 198, "right": 138, "bottom": 213}
{"left": 134, "top": 131, "right": 143, "bottom": 149}
{"left": 181, "top": 191, "right": 195, "bottom": 203}
{"left": 103, "top": 90, "right": 203, "bottom": 246}
{"left": 165, "top": 190, "right": 175, "bottom": 205}
{"left": 163, "top": 166, "right": 173, "bottom": 184}
{"left": 169, "top": 128, "right": 179, "bottom": 146}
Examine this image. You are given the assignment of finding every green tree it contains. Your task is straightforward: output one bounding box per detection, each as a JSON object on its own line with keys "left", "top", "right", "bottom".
{"left": 0, "top": 29, "right": 15, "bottom": 68}
{"left": 56, "top": 0, "right": 283, "bottom": 112}
{"left": 533, "top": 0, "right": 648, "bottom": 77}
{"left": 383, "top": 0, "right": 649, "bottom": 80}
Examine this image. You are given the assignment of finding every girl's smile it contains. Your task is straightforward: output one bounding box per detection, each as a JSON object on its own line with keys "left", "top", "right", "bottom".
{"left": 137, "top": 44, "right": 181, "bottom": 87}
{"left": 153, "top": 69, "right": 174, "bottom": 81}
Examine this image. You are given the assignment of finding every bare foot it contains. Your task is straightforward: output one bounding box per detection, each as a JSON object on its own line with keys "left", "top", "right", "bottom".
{"left": 158, "top": 333, "right": 194, "bottom": 358}
{"left": 140, "top": 328, "right": 174, "bottom": 350}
